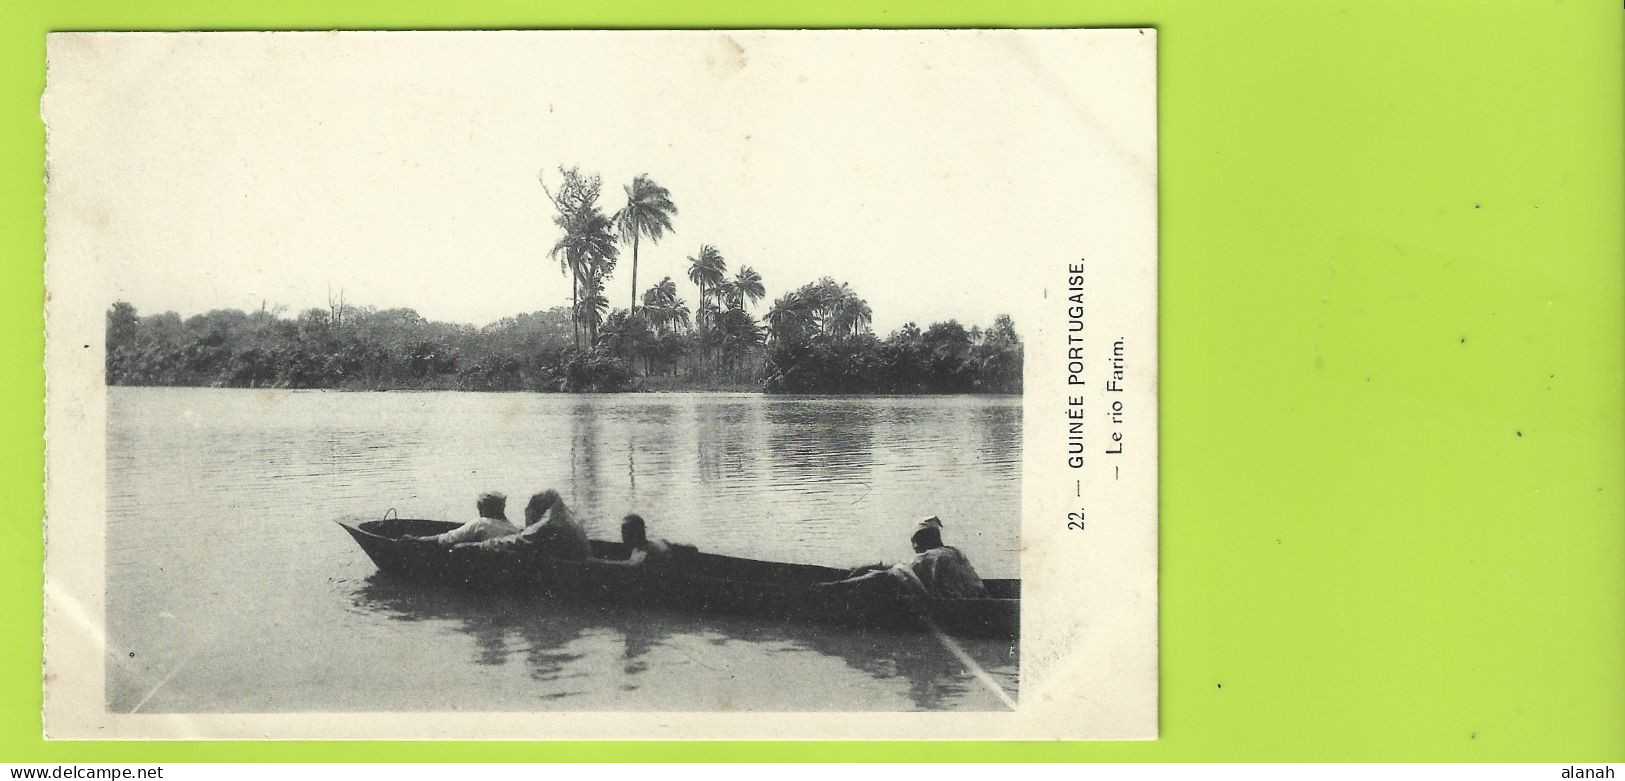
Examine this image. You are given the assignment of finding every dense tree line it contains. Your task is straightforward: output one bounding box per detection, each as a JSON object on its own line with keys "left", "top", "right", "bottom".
{"left": 105, "top": 291, "right": 1019, "bottom": 395}
{"left": 761, "top": 279, "right": 1022, "bottom": 394}
{"left": 104, "top": 300, "right": 634, "bottom": 392}
{"left": 105, "top": 162, "right": 1019, "bottom": 394}
{"left": 544, "top": 166, "right": 768, "bottom": 384}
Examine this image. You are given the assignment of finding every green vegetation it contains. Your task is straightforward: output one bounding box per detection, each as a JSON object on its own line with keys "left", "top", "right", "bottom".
{"left": 103, "top": 294, "right": 1020, "bottom": 394}
{"left": 103, "top": 300, "right": 633, "bottom": 392}
{"left": 104, "top": 164, "right": 1021, "bottom": 394}
{"left": 763, "top": 280, "right": 1022, "bottom": 394}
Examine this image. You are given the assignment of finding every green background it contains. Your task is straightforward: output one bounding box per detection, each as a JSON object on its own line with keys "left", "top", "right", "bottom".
{"left": 3, "top": 0, "right": 1621, "bottom": 763}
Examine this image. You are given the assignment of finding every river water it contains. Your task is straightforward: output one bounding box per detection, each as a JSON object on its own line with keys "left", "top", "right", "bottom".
{"left": 106, "top": 387, "right": 1021, "bottom": 713}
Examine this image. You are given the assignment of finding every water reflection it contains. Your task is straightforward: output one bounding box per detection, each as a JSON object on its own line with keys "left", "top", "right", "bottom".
{"left": 695, "top": 402, "right": 758, "bottom": 484}
{"left": 349, "top": 573, "right": 1016, "bottom": 711}
{"left": 766, "top": 402, "right": 877, "bottom": 488}
{"left": 109, "top": 388, "right": 1020, "bottom": 712}
{"left": 568, "top": 402, "right": 602, "bottom": 515}
{"left": 976, "top": 405, "right": 1023, "bottom": 479}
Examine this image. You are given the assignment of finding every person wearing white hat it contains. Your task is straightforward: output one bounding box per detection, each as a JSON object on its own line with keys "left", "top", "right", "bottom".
{"left": 902, "top": 516, "right": 988, "bottom": 599}
{"left": 818, "top": 515, "right": 989, "bottom": 599}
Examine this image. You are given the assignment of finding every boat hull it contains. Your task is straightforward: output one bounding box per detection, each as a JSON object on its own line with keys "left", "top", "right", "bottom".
{"left": 339, "top": 518, "right": 1019, "bottom": 640}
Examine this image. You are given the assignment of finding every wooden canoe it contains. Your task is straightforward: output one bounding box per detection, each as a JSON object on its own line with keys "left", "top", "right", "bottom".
{"left": 338, "top": 518, "right": 1019, "bottom": 640}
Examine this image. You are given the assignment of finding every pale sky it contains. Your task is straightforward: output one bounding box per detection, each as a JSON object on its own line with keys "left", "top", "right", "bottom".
{"left": 46, "top": 31, "right": 1155, "bottom": 333}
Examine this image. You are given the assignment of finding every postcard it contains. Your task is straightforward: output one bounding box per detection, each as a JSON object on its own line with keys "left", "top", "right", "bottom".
{"left": 42, "top": 29, "right": 1157, "bottom": 739}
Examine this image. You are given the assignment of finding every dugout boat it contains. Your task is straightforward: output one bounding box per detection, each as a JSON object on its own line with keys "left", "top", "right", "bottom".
{"left": 338, "top": 517, "right": 1019, "bottom": 640}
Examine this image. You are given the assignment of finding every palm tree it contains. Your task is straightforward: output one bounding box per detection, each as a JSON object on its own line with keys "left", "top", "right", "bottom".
{"left": 548, "top": 237, "right": 580, "bottom": 346}
{"left": 814, "top": 280, "right": 871, "bottom": 337}
{"left": 714, "top": 307, "right": 765, "bottom": 379}
{"left": 642, "top": 275, "right": 678, "bottom": 310}
{"left": 686, "top": 245, "right": 728, "bottom": 313}
{"left": 768, "top": 277, "right": 874, "bottom": 341}
{"left": 686, "top": 245, "right": 727, "bottom": 373}
{"left": 829, "top": 291, "right": 873, "bottom": 337}
{"left": 615, "top": 175, "right": 678, "bottom": 315}
{"left": 705, "top": 266, "right": 767, "bottom": 379}
{"left": 639, "top": 277, "right": 693, "bottom": 376}
{"left": 542, "top": 167, "right": 619, "bottom": 350}
{"left": 642, "top": 277, "right": 691, "bottom": 334}
{"left": 575, "top": 272, "right": 610, "bottom": 347}
{"left": 731, "top": 265, "right": 765, "bottom": 310}
{"left": 764, "top": 290, "right": 816, "bottom": 345}
{"left": 767, "top": 290, "right": 806, "bottom": 342}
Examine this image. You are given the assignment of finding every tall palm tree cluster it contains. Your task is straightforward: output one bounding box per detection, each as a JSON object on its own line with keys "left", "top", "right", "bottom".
{"left": 687, "top": 245, "right": 767, "bottom": 377}
{"left": 543, "top": 166, "right": 770, "bottom": 382}
{"left": 763, "top": 277, "right": 874, "bottom": 344}
{"left": 538, "top": 163, "right": 1021, "bottom": 393}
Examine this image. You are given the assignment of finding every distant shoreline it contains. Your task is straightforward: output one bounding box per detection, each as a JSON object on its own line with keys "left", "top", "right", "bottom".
{"left": 105, "top": 299, "right": 1023, "bottom": 395}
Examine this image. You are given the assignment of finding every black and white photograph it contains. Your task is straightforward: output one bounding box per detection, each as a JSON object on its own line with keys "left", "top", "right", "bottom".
{"left": 43, "top": 30, "right": 1157, "bottom": 739}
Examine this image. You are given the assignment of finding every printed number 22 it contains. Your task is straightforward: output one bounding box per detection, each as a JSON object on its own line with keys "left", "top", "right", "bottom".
{"left": 1067, "top": 510, "right": 1085, "bottom": 531}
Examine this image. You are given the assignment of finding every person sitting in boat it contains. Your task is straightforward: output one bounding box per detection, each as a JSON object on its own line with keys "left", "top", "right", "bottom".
{"left": 904, "top": 516, "right": 988, "bottom": 599}
{"left": 819, "top": 516, "right": 989, "bottom": 599}
{"left": 456, "top": 489, "right": 593, "bottom": 561}
{"left": 399, "top": 491, "right": 520, "bottom": 546}
{"left": 591, "top": 514, "right": 673, "bottom": 567}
